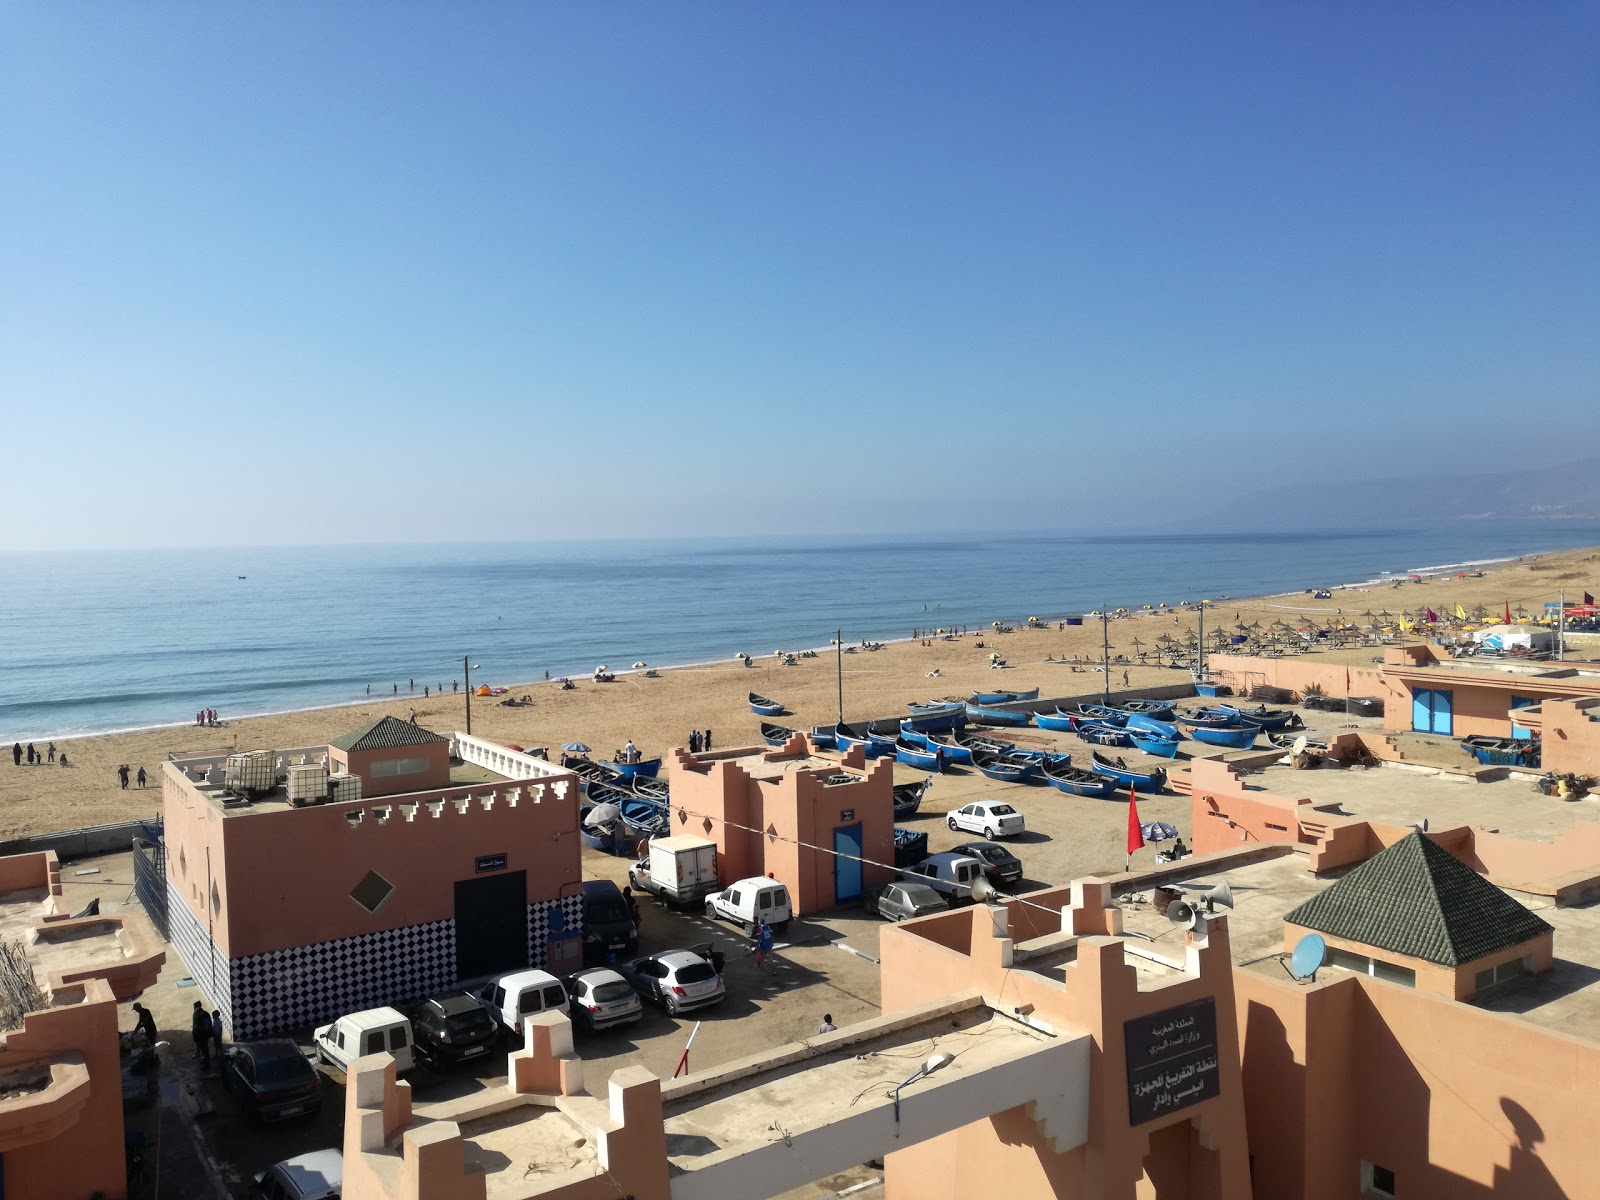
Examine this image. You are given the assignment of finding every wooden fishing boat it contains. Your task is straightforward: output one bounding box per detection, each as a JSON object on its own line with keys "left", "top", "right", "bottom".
{"left": 970, "top": 687, "right": 1040, "bottom": 705}
{"left": 1220, "top": 705, "right": 1297, "bottom": 731}
{"left": 1076, "top": 720, "right": 1134, "bottom": 748}
{"left": 1126, "top": 712, "right": 1180, "bottom": 739}
{"left": 969, "top": 748, "right": 1038, "bottom": 784}
{"left": 1041, "top": 759, "right": 1118, "bottom": 798}
{"left": 835, "top": 723, "right": 891, "bottom": 757}
{"left": 611, "top": 754, "right": 662, "bottom": 781}
{"left": 894, "top": 737, "right": 944, "bottom": 772}
{"left": 629, "top": 776, "right": 670, "bottom": 801}
{"left": 809, "top": 725, "right": 840, "bottom": 750}
{"left": 917, "top": 729, "right": 974, "bottom": 764}
{"left": 1129, "top": 730, "right": 1182, "bottom": 758}
{"left": 965, "top": 703, "right": 1033, "bottom": 727}
{"left": 953, "top": 729, "right": 1015, "bottom": 755}
{"left": 903, "top": 701, "right": 966, "bottom": 732}
{"left": 893, "top": 779, "right": 930, "bottom": 820}
{"left": 867, "top": 718, "right": 905, "bottom": 748}
{"left": 578, "top": 804, "right": 619, "bottom": 853}
{"left": 561, "top": 754, "right": 623, "bottom": 793}
{"left": 1184, "top": 723, "right": 1258, "bottom": 750}
{"left": 617, "top": 797, "right": 669, "bottom": 838}
{"left": 749, "top": 692, "right": 785, "bottom": 716}
{"left": 1113, "top": 699, "right": 1177, "bottom": 720}
{"left": 760, "top": 721, "right": 797, "bottom": 747}
{"left": 1089, "top": 751, "right": 1168, "bottom": 791}
{"left": 1080, "top": 705, "right": 1131, "bottom": 726}
{"left": 1459, "top": 735, "right": 1540, "bottom": 766}
{"left": 1032, "top": 710, "right": 1077, "bottom": 732}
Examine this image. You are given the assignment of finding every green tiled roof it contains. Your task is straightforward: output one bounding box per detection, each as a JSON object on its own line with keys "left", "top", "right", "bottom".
{"left": 1284, "top": 831, "right": 1552, "bottom": 967}
{"left": 329, "top": 716, "right": 448, "bottom": 753}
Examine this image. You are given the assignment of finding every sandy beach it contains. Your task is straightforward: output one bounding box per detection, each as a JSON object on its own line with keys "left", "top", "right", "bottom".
{"left": 4, "top": 542, "right": 1597, "bottom": 839}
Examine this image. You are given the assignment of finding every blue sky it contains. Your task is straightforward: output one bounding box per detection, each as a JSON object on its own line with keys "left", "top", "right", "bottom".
{"left": 3, "top": 3, "right": 1596, "bottom": 549}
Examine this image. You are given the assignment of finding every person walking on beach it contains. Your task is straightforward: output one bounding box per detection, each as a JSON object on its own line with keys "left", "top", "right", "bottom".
{"left": 46, "top": 742, "right": 55, "bottom": 763}
{"left": 366, "top": 685, "right": 371, "bottom": 696}
{"left": 703, "top": 729, "right": 713, "bottom": 752}
{"left": 11, "top": 743, "right": 20, "bottom": 767}
{"left": 117, "top": 764, "right": 129, "bottom": 789}
{"left": 408, "top": 708, "right": 417, "bottom": 724}
{"left": 26, "top": 743, "right": 36, "bottom": 765}
{"left": 136, "top": 766, "right": 147, "bottom": 788}
{"left": 191, "top": 1001, "right": 212, "bottom": 1070}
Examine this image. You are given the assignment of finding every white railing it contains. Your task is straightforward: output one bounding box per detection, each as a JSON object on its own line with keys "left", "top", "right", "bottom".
{"left": 453, "top": 733, "right": 569, "bottom": 780}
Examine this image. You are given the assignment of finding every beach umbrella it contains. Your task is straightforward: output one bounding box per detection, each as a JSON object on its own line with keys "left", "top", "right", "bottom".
{"left": 632, "top": 661, "right": 647, "bottom": 669}
{"left": 562, "top": 742, "right": 591, "bottom": 754}
{"left": 583, "top": 803, "right": 621, "bottom": 828}
{"left": 552, "top": 676, "right": 570, "bottom": 685}
{"left": 1140, "top": 821, "right": 1180, "bottom": 842}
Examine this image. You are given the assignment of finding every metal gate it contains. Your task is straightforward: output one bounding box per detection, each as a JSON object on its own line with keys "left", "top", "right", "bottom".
{"left": 132, "top": 838, "right": 169, "bottom": 940}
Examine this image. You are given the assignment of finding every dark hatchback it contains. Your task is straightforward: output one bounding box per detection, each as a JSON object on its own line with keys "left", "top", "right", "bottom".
{"left": 952, "top": 841, "right": 1024, "bottom": 886}
{"left": 223, "top": 1041, "right": 322, "bottom": 1122}
{"left": 581, "top": 879, "right": 638, "bottom": 964}
{"left": 408, "top": 991, "right": 499, "bottom": 1067}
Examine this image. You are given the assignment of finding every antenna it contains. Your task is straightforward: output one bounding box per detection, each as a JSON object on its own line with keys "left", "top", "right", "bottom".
{"left": 1287, "top": 933, "right": 1326, "bottom": 981}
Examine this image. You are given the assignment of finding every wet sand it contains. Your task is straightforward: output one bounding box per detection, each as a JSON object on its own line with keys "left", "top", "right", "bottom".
{"left": 4, "top": 543, "right": 1596, "bottom": 838}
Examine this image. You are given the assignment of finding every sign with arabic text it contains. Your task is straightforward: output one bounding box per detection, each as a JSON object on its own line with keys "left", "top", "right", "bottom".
{"left": 1124, "top": 996, "right": 1220, "bottom": 1125}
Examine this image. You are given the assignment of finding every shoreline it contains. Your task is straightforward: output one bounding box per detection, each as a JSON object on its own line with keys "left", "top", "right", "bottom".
{"left": 13, "top": 548, "right": 1564, "bottom": 746}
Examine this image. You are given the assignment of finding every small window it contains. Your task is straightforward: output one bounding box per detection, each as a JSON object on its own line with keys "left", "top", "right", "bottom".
{"left": 350, "top": 870, "right": 395, "bottom": 914}
{"left": 389, "top": 1026, "right": 408, "bottom": 1050}
{"left": 335, "top": 1031, "right": 345, "bottom": 1051}
{"left": 542, "top": 985, "right": 565, "bottom": 1009}
{"left": 364, "top": 1031, "right": 384, "bottom": 1054}
{"left": 518, "top": 989, "right": 541, "bottom": 1015}
{"left": 760, "top": 890, "right": 778, "bottom": 908}
{"left": 1362, "top": 1161, "right": 1396, "bottom": 1198}
{"left": 493, "top": 986, "right": 507, "bottom": 1007}
{"left": 729, "top": 889, "right": 742, "bottom": 905}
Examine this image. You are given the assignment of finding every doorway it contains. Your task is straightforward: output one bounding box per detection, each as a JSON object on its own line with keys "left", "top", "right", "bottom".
{"left": 834, "top": 824, "right": 863, "bottom": 903}
{"left": 1411, "top": 687, "right": 1453, "bottom": 736}
{"left": 454, "top": 870, "right": 528, "bottom": 981}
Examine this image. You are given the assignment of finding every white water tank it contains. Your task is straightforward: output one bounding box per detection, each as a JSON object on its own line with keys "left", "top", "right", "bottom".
{"left": 224, "top": 751, "right": 276, "bottom": 795}
{"left": 327, "top": 774, "right": 363, "bottom": 804}
{"left": 286, "top": 764, "right": 329, "bottom": 805}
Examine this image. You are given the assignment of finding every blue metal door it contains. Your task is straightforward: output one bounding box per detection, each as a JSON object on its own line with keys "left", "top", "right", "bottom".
{"left": 1412, "top": 689, "right": 1431, "bottom": 733}
{"left": 834, "top": 824, "right": 863, "bottom": 903}
{"left": 1412, "top": 688, "right": 1454, "bottom": 735}
{"left": 1511, "top": 696, "right": 1535, "bottom": 738}
{"left": 1432, "top": 688, "right": 1453, "bottom": 735}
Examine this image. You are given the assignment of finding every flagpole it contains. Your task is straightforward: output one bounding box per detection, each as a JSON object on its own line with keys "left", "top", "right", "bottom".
{"left": 1559, "top": 591, "right": 1566, "bottom": 662}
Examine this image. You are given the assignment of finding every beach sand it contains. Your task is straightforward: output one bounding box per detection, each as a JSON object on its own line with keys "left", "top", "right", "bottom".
{"left": 4, "top": 544, "right": 1597, "bottom": 839}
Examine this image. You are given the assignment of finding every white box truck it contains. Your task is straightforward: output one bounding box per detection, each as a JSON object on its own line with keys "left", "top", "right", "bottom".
{"left": 628, "top": 836, "right": 720, "bottom": 907}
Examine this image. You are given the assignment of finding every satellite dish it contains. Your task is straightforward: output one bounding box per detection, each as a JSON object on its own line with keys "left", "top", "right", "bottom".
{"left": 1291, "top": 735, "right": 1308, "bottom": 756}
{"left": 969, "top": 875, "right": 1000, "bottom": 904}
{"left": 1288, "top": 933, "right": 1327, "bottom": 981}
{"left": 1414, "top": 817, "right": 1429, "bottom": 833}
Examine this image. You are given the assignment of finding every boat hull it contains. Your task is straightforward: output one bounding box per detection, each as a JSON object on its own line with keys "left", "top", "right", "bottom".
{"left": 895, "top": 739, "right": 944, "bottom": 772}
{"left": 613, "top": 757, "right": 662, "bottom": 781}
{"left": 1089, "top": 752, "right": 1168, "bottom": 791}
{"left": 1032, "top": 711, "right": 1077, "bottom": 732}
{"left": 965, "top": 703, "right": 1033, "bottom": 727}
{"left": 1185, "top": 724, "right": 1258, "bottom": 750}
{"left": 1129, "top": 732, "right": 1181, "bottom": 758}
{"left": 1042, "top": 766, "right": 1118, "bottom": 798}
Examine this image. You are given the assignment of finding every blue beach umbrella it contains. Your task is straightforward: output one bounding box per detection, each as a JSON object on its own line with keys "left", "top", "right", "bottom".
{"left": 1140, "top": 821, "right": 1180, "bottom": 842}
{"left": 562, "top": 742, "right": 592, "bottom": 754}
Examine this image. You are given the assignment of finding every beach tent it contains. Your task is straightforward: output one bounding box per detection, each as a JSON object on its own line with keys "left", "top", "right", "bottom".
{"left": 1472, "top": 626, "right": 1554, "bottom": 652}
{"left": 476, "top": 685, "right": 492, "bottom": 696}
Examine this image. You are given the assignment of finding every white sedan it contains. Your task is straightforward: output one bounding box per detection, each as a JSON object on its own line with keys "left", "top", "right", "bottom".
{"left": 946, "top": 800, "right": 1026, "bottom": 839}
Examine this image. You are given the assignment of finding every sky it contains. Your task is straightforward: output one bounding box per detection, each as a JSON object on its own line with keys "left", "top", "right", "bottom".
{"left": 2, "top": 3, "right": 1596, "bottom": 549}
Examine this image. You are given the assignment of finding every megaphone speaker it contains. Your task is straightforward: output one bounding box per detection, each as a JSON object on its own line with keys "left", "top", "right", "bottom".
{"left": 1202, "top": 881, "right": 1234, "bottom": 912}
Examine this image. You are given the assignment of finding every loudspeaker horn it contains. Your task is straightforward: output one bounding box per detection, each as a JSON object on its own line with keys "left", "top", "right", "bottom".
{"left": 1201, "top": 880, "right": 1234, "bottom": 912}
{"left": 970, "top": 875, "right": 999, "bottom": 904}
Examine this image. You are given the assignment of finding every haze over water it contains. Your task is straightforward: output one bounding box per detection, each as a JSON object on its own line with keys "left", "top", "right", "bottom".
{"left": 5, "top": 522, "right": 1599, "bottom": 741}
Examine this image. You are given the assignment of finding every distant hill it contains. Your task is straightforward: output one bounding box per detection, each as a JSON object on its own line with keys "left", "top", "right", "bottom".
{"left": 1231, "top": 459, "right": 1600, "bottom": 527}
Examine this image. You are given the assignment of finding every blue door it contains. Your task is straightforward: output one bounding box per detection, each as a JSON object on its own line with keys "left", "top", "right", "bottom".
{"left": 1412, "top": 688, "right": 1454, "bottom": 735}
{"left": 1511, "top": 696, "right": 1535, "bottom": 738}
{"left": 834, "top": 824, "right": 863, "bottom": 903}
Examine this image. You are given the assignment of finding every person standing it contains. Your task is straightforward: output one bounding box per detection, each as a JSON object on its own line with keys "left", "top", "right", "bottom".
{"left": 393, "top": 684, "right": 398, "bottom": 695}
{"left": 26, "top": 743, "right": 36, "bottom": 765}
{"left": 211, "top": 1007, "right": 224, "bottom": 1052}
{"left": 366, "top": 685, "right": 371, "bottom": 696}
{"left": 409, "top": 678, "right": 414, "bottom": 691}
{"left": 424, "top": 685, "right": 429, "bottom": 698}
{"left": 755, "top": 917, "right": 773, "bottom": 968}
{"left": 408, "top": 708, "right": 416, "bottom": 724}
{"left": 703, "top": 729, "right": 713, "bottom": 752}
{"left": 46, "top": 742, "right": 55, "bottom": 763}
{"left": 624, "top": 739, "right": 638, "bottom": 764}
{"left": 191, "top": 1001, "right": 212, "bottom": 1069}
{"left": 817, "top": 1013, "right": 836, "bottom": 1035}
{"left": 136, "top": 766, "right": 147, "bottom": 788}
{"left": 11, "top": 743, "right": 19, "bottom": 767}
{"left": 117, "top": 764, "right": 130, "bottom": 789}
{"left": 689, "top": 730, "right": 701, "bottom": 754}
{"left": 132, "top": 1001, "right": 159, "bottom": 1046}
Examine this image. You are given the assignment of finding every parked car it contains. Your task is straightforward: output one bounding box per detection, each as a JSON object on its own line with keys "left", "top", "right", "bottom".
{"left": 946, "top": 800, "right": 1026, "bottom": 839}
{"left": 628, "top": 835, "right": 721, "bottom": 907}
{"left": 223, "top": 1041, "right": 322, "bottom": 1122}
{"left": 952, "top": 841, "right": 1024, "bottom": 886}
{"left": 903, "top": 852, "right": 987, "bottom": 902}
{"left": 564, "top": 966, "right": 644, "bottom": 1032}
{"left": 863, "top": 881, "right": 949, "bottom": 922}
{"left": 406, "top": 991, "right": 500, "bottom": 1067}
{"left": 475, "top": 970, "right": 570, "bottom": 1040}
{"left": 704, "top": 876, "right": 792, "bottom": 934}
{"left": 313, "top": 1006, "right": 414, "bottom": 1073}
{"left": 581, "top": 879, "right": 639, "bottom": 963}
{"left": 248, "top": 1150, "right": 342, "bottom": 1200}
{"left": 619, "top": 949, "right": 726, "bottom": 1016}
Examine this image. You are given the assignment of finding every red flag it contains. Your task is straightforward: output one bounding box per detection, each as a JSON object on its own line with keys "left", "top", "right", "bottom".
{"left": 1426, "top": 608, "right": 1438, "bottom": 624}
{"left": 1505, "top": 601, "right": 1513, "bottom": 625}
{"left": 1344, "top": 667, "right": 1351, "bottom": 694}
{"left": 1126, "top": 786, "right": 1144, "bottom": 862}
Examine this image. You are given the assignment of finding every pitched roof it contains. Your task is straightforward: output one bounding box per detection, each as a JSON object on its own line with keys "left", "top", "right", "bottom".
{"left": 329, "top": 716, "right": 449, "bottom": 753}
{"left": 1284, "top": 831, "right": 1552, "bottom": 967}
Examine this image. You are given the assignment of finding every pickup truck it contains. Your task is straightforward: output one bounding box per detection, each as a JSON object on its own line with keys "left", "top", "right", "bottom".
{"left": 864, "top": 881, "right": 949, "bottom": 922}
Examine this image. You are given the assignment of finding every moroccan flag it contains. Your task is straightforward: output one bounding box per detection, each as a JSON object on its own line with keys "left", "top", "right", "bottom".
{"left": 1126, "top": 787, "right": 1144, "bottom": 868}
{"left": 1426, "top": 608, "right": 1439, "bottom": 623}
{"left": 1586, "top": 592, "right": 1595, "bottom": 607}
{"left": 1505, "top": 601, "right": 1513, "bottom": 625}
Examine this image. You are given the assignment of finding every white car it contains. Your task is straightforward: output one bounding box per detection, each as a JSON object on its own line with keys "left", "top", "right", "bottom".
{"left": 565, "top": 967, "right": 643, "bottom": 1032}
{"left": 620, "top": 949, "right": 726, "bottom": 1016}
{"left": 704, "top": 876, "right": 792, "bottom": 935}
{"left": 946, "top": 800, "right": 1026, "bottom": 839}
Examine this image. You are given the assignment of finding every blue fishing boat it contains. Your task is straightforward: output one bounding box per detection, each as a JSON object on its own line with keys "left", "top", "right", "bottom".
{"left": 618, "top": 797, "right": 669, "bottom": 838}
{"left": 867, "top": 718, "right": 905, "bottom": 748}
{"left": 1080, "top": 705, "right": 1131, "bottom": 726}
{"left": 809, "top": 725, "right": 840, "bottom": 750}
{"left": 749, "top": 692, "right": 785, "bottom": 716}
{"left": 1184, "top": 723, "right": 1258, "bottom": 750}
{"left": 903, "top": 702, "right": 967, "bottom": 732}
{"left": 971, "top": 687, "right": 1040, "bottom": 705}
{"left": 1220, "top": 705, "right": 1296, "bottom": 731}
{"left": 1129, "top": 730, "right": 1182, "bottom": 758}
{"left": 1041, "top": 759, "right": 1118, "bottom": 798}
{"left": 1459, "top": 736, "right": 1540, "bottom": 766}
{"left": 917, "top": 729, "right": 974, "bottom": 764}
{"left": 969, "top": 748, "right": 1038, "bottom": 784}
{"left": 895, "top": 737, "right": 944, "bottom": 772}
{"left": 1114, "top": 699, "right": 1177, "bottom": 720}
{"left": 1089, "top": 751, "right": 1168, "bottom": 791}
{"left": 893, "top": 779, "right": 931, "bottom": 819}
{"left": 1185, "top": 707, "right": 1251, "bottom": 727}
{"left": 965, "top": 703, "right": 1033, "bottom": 727}
{"left": 578, "top": 804, "right": 619, "bottom": 853}
{"left": 1032, "top": 710, "right": 1077, "bottom": 732}
{"left": 760, "top": 721, "right": 798, "bottom": 747}
{"left": 1126, "top": 712, "right": 1180, "bottom": 739}
{"left": 612, "top": 755, "right": 662, "bottom": 781}
{"left": 629, "top": 776, "right": 670, "bottom": 801}
{"left": 835, "top": 723, "right": 891, "bottom": 757}
{"left": 1077, "top": 721, "right": 1134, "bottom": 748}
{"left": 562, "top": 754, "right": 623, "bottom": 794}
{"left": 953, "top": 729, "right": 1015, "bottom": 755}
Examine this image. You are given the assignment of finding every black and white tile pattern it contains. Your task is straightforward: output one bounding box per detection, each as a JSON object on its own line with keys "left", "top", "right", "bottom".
{"left": 528, "top": 895, "right": 585, "bottom": 966}
{"left": 165, "top": 878, "right": 236, "bottom": 1036}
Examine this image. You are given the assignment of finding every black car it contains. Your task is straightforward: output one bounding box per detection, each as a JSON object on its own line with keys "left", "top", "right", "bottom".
{"left": 223, "top": 1041, "right": 322, "bottom": 1122}
{"left": 952, "top": 841, "right": 1024, "bottom": 886}
{"left": 407, "top": 991, "right": 500, "bottom": 1067}
{"left": 581, "top": 879, "right": 638, "bottom": 964}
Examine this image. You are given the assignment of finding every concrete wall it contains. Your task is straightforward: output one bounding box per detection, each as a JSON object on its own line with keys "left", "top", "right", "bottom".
{"left": 342, "top": 738, "right": 454, "bottom": 798}
{"left": 1205, "top": 655, "right": 1391, "bottom": 703}
{"left": 0, "top": 817, "right": 162, "bottom": 864}
{"left": 1235, "top": 968, "right": 1597, "bottom": 1199}
{"left": 1520, "top": 697, "right": 1600, "bottom": 775}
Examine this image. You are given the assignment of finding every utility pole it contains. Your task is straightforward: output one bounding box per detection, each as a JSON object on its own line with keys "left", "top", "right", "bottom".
{"left": 1102, "top": 611, "right": 1111, "bottom": 704}
{"left": 836, "top": 628, "right": 844, "bottom": 724}
{"left": 1559, "top": 591, "right": 1566, "bottom": 662}
{"left": 464, "top": 655, "right": 473, "bottom": 735}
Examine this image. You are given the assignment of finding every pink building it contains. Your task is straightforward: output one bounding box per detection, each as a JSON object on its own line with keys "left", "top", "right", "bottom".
{"left": 159, "top": 722, "right": 584, "bottom": 1039}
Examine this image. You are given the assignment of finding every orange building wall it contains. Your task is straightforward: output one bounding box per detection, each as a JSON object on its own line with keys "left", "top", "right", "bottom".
{"left": 339, "top": 739, "right": 454, "bottom": 798}
{"left": 1206, "top": 655, "right": 1392, "bottom": 703}
{"left": 1522, "top": 697, "right": 1600, "bottom": 775}
{"left": 162, "top": 762, "right": 232, "bottom": 953}
{"left": 1236, "top": 968, "right": 1595, "bottom": 1199}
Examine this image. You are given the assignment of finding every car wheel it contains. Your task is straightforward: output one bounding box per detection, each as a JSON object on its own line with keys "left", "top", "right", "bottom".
{"left": 666, "top": 997, "right": 680, "bottom": 1017}
{"left": 947, "top": 817, "right": 958, "bottom": 831}
{"left": 743, "top": 920, "right": 756, "bottom": 936}
{"left": 985, "top": 826, "right": 996, "bottom": 839}
{"left": 704, "top": 901, "right": 717, "bottom": 919}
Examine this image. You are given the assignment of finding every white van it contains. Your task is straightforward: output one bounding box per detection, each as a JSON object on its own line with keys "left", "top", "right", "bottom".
{"left": 312, "top": 1007, "right": 414, "bottom": 1073}
{"left": 705, "top": 876, "right": 792, "bottom": 934}
{"left": 904, "top": 853, "right": 986, "bottom": 903}
{"left": 475, "top": 969, "right": 569, "bottom": 1039}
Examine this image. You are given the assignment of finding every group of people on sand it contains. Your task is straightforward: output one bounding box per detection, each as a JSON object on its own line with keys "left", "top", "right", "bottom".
{"left": 117, "top": 763, "right": 148, "bottom": 789}
{"left": 687, "top": 729, "right": 714, "bottom": 753}
{"left": 194, "top": 708, "right": 221, "bottom": 727}
{"left": 13, "top": 741, "right": 70, "bottom": 768}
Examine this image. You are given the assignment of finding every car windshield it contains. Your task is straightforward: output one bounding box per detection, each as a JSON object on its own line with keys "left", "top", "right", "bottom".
{"left": 445, "top": 1011, "right": 494, "bottom": 1037}
{"left": 587, "top": 897, "right": 630, "bottom": 922}
{"left": 673, "top": 962, "right": 715, "bottom": 984}
{"left": 593, "top": 981, "right": 634, "bottom": 1002}
{"left": 989, "top": 805, "right": 1017, "bottom": 816}
{"left": 972, "top": 847, "right": 1002, "bottom": 861}
{"left": 253, "top": 1055, "right": 312, "bottom": 1086}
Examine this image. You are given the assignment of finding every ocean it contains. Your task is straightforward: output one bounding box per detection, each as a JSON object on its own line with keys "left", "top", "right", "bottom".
{"left": 4, "top": 522, "right": 1598, "bottom": 741}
